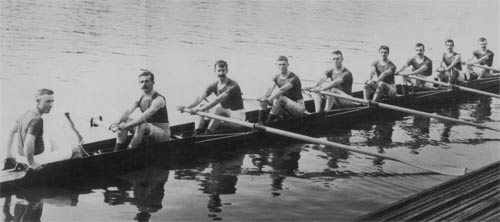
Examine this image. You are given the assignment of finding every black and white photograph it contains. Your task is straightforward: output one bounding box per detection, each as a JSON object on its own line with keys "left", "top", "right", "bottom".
{"left": 1, "top": 0, "right": 499, "bottom": 221}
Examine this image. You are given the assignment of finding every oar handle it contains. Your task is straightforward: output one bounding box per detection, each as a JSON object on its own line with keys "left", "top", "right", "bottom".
{"left": 181, "top": 110, "right": 466, "bottom": 176}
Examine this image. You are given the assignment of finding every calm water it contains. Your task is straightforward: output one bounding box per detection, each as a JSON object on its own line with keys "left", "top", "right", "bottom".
{"left": 1, "top": 0, "right": 499, "bottom": 221}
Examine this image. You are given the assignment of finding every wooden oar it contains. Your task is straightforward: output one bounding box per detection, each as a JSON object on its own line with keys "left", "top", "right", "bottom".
{"left": 466, "top": 63, "right": 500, "bottom": 73}
{"left": 311, "top": 90, "right": 500, "bottom": 132}
{"left": 180, "top": 109, "right": 466, "bottom": 176}
{"left": 404, "top": 75, "right": 500, "bottom": 99}
{"left": 64, "top": 113, "right": 89, "bottom": 156}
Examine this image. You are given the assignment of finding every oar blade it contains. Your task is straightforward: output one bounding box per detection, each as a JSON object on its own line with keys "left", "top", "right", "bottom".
{"left": 399, "top": 159, "right": 467, "bottom": 176}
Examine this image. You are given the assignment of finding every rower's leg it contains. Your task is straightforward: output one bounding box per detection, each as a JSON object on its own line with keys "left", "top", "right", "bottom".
{"left": 194, "top": 115, "right": 206, "bottom": 135}
{"left": 206, "top": 107, "right": 230, "bottom": 133}
{"left": 313, "top": 93, "right": 323, "bottom": 112}
{"left": 267, "top": 96, "right": 285, "bottom": 122}
{"left": 115, "top": 129, "right": 129, "bottom": 151}
{"left": 372, "top": 82, "right": 386, "bottom": 101}
{"left": 450, "top": 70, "right": 459, "bottom": 84}
{"left": 128, "top": 124, "right": 148, "bottom": 149}
{"left": 324, "top": 95, "right": 335, "bottom": 111}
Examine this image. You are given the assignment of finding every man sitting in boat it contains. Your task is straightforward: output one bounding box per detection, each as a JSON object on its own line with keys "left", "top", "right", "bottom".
{"left": 109, "top": 70, "right": 170, "bottom": 151}
{"left": 437, "top": 39, "right": 462, "bottom": 85}
{"left": 396, "top": 43, "right": 433, "bottom": 94}
{"left": 259, "top": 56, "right": 305, "bottom": 122}
{"left": 464, "top": 37, "right": 495, "bottom": 80}
{"left": 308, "top": 50, "right": 353, "bottom": 112}
{"left": 178, "top": 60, "right": 245, "bottom": 135}
{"left": 363, "top": 45, "right": 397, "bottom": 101}
{"left": 3, "top": 88, "right": 82, "bottom": 171}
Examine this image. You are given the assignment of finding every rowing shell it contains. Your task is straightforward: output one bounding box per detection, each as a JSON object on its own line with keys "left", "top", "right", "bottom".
{"left": 0, "top": 76, "right": 498, "bottom": 190}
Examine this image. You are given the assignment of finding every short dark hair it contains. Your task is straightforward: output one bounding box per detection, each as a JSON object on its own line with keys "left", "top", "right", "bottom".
{"left": 331, "top": 50, "right": 343, "bottom": 58}
{"left": 214, "top": 60, "right": 228, "bottom": 70}
{"left": 276, "top": 56, "right": 288, "bottom": 63}
{"left": 415, "top": 43, "right": 425, "bottom": 50}
{"left": 379, "top": 45, "right": 390, "bottom": 52}
{"left": 445, "top": 39, "right": 454, "bottom": 45}
{"left": 139, "top": 70, "right": 155, "bottom": 82}
{"left": 478, "top": 37, "right": 487, "bottom": 42}
{"left": 35, "top": 88, "right": 54, "bottom": 101}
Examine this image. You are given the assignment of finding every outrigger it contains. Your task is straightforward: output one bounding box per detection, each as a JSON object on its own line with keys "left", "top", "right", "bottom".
{"left": 1, "top": 76, "right": 499, "bottom": 191}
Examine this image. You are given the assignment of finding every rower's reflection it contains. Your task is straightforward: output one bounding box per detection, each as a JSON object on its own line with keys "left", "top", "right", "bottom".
{"left": 399, "top": 115, "right": 431, "bottom": 151}
{"left": 325, "top": 129, "right": 351, "bottom": 169}
{"left": 247, "top": 144, "right": 301, "bottom": 196}
{"left": 102, "top": 167, "right": 169, "bottom": 222}
{"left": 366, "top": 121, "right": 396, "bottom": 166}
{"left": 439, "top": 102, "right": 460, "bottom": 142}
{"left": 199, "top": 154, "right": 243, "bottom": 220}
{"left": 472, "top": 96, "right": 492, "bottom": 121}
{"left": 2, "top": 187, "right": 80, "bottom": 222}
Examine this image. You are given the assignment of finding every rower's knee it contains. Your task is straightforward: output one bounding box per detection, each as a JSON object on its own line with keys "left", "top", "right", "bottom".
{"left": 274, "top": 96, "right": 287, "bottom": 109}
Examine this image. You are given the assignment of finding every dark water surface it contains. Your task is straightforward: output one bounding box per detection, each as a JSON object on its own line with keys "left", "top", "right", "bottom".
{"left": 1, "top": 0, "right": 499, "bottom": 221}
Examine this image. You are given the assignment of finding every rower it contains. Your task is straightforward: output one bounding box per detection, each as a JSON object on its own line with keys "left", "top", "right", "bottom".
{"left": 363, "top": 45, "right": 397, "bottom": 101}
{"left": 3, "top": 88, "right": 82, "bottom": 171}
{"left": 308, "top": 50, "right": 353, "bottom": 112}
{"left": 396, "top": 43, "right": 433, "bottom": 94}
{"left": 464, "top": 37, "right": 495, "bottom": 80}
{"left": 259, "top": 56, "right": 305, "bottom": 122}
{"left": 177, "top": 60, "right": 245, "bottom": 135}
{"left": 437, "top": 39, "right": 462, "bottom": 85}
{"left": 109, "top": 70, "right": 171, "bottom": 151}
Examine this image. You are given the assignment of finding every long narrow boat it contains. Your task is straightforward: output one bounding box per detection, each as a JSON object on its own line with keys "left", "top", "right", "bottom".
{"left": 1, "top": 76, "right": 499, "bottom": 192}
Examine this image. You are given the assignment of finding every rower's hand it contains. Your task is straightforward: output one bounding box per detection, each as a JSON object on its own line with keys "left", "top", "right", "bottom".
{"left": 187, "top": 107, "right": 199, "bottom": 115}
{"left": 177, "top": 105, "right": 186, "bottom": 112}
{"left": 257, "top": 97, "right": 267, "bottom": 103}
{"left": 436, "top": 67, "right": 445, "bottom": 72}
{"left": 109, "top": 123, "right": 119, "bottom": 132}
{"left": 311, "top": 87, "right": 323, "bottom": 93}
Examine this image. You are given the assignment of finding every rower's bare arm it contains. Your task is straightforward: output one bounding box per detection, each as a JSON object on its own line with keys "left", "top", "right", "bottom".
{"left": 322, "top": 77, "right": 343, "bottom": 91}
{"left": 201, "top": 92, "right": 229, "bottom": 111}
{"left": 410, "top": 64, "right": 428, "bottom": 75}
{"left": 314, "top": 76, "right": 327, "bottom": 88}
{"left": 377, "top": 69, "right": 393, "bottom": 82}
{"left": 23, "top": 134, "right": 42, "bottom": 170}
{"left": 5, "top": 124, "right": 18, "bottom": 158}
{"left": 475, "top": 53, "right": 491, "bottom": 65}
{"left": 262, "top": 81, "right": 276, "bottom": 99}
{"left": 115, "top": 101, "right": 139, "bottom": 125}
{"left": 186, "top": 93, "right": 208, "bottom": 109}
{"left": 447, "top": 54, "right": 461, "bottom": 71}
{"left": 122, "top": 97, "right": 165, "bottom": 130}
{"left": 369, "top": 65, "right": 377, "bottom": 81}
{"left": 268, "top": 82, "right": 293, "bottom": 101}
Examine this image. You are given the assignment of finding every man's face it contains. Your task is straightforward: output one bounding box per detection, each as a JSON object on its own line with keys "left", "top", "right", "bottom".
{"left": 479, "top": 40, "right": 488, "bottom": 49}
{"left": 276, "top": 60, "right": 289, "bottom": 74}
{"left": 139, "top": 75, "right": 154, "bottom": 93}
{"left": 332, "top": 54, "right": 343, "bottom": 66}
{"left": 37, "top": 94, "right": 54, "bottom": 114}
{"left": 415, "top": 46, "right": 425, "bottom": 56}
{"left": 445, "top": 42, "right": 454, "bottom": 51}
{"left": 214, "top": 65, "right": 228, "bottom": 78}
{"left": 379, "top": 48, "right": 389, "bottom": 60}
